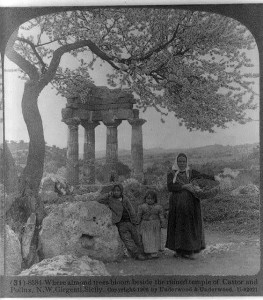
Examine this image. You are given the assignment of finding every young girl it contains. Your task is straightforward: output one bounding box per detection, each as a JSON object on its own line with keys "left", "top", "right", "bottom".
{"left": 137, "top": 190, "right": 165, "bottom": 259}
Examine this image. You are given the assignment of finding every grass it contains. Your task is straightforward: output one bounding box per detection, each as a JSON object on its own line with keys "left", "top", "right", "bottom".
{"left": 202, "top": 193, "right": 260, "bottom": 235}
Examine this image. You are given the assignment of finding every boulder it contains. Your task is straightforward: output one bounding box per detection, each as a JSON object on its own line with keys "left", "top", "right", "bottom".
{"left": 41, "top": 174, "right": 73, "bottom": 195}
{"left": 75, "top": 184, "right": 101, "bottom": 194}
{"left": 19, "top": 254, "right": 110, "bottom": 276}
{"left": 0, "top": 225, "right": 22, "bottom": 275}
{"left": 100, "top": 183, "right": 116, "bottom": 194}
{"left": 215, "top": 176, "right": 233, "bottom": 191}
{"left": 21, "top": 213, "right": 36, "bottom": 261}
{"left": 41, "top": 175, "right": 56, "bottom": 193}
{"left": 5, "top": 192, "right": 20, "bottom": 212}
{"left": 74, "top": 191, "right": 100, "bottom": 202}
{"left": 41, "top": 191, "right": 59, "bottom": 205}
{"left": 231, "top": 184, "right": 259, "bottom": 196}
{"left": 39, "top": 201, "right": 123, "bottom": 262}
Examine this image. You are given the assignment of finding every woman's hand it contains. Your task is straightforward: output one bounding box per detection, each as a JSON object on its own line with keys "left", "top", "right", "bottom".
{"left": 182, "top": 183, "right": 196, "bottom": 193}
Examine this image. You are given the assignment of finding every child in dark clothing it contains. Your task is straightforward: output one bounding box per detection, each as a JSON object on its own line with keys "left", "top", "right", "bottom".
{"left": 97, "top": 183, "right": 146, "bottom": 261}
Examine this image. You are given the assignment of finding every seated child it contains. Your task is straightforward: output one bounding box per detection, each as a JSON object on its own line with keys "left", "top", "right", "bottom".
{"left": 97, "top": 183, "right": 146, "bottom": 261}
{"left": 137, "top": 190, "right": 165, "bottom": 259}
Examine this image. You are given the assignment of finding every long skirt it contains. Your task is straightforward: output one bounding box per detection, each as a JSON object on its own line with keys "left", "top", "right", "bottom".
{"left": 140, "top": 219, "right": 161, "bottom": 254}
{"left": 165, "top": 190, "right": 205, "bottom": 254}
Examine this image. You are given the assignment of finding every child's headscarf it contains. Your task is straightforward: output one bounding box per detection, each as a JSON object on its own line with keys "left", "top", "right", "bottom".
{"left": 172, "top": 153, "right": 190, "bottom": 183}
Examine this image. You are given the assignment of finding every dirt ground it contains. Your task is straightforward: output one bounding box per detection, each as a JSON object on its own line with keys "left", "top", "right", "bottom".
{"left": 105, "top": 227, "right": 260, "bottom": 276}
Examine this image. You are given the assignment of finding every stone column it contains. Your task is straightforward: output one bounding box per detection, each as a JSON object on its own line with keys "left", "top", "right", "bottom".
{"left": 128, "top": 117, "right": 146, "bottom": 182}
{"left": 103, "top": 120, "right": 122, "bottom": 182}
{"left": 81, "top": 120, "right": 100, "bottom": 184}
{"left": 64, "top": 118, "right": 80, "bottom": 187}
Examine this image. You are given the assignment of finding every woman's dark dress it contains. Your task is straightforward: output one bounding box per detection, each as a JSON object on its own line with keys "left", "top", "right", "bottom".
{"left": 165, "top": 169, "right": 214, "bottom": 254}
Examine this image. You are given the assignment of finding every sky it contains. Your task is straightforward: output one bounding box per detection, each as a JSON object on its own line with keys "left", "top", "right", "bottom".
{"left": 4, "top": 10, "right": 260, "bottom": 153}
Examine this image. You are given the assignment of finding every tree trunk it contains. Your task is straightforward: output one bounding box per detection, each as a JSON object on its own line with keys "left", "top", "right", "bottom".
{"left": 6, "top": 80, "right": 46, "bottom": 267}
{"left": 19, "top": 80, "right": 45, "bottom": 196}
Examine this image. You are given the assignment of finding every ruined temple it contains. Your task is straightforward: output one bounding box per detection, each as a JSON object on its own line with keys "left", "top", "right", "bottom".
{"left": 61, "top": 85, "right": 146, "bottom": 185}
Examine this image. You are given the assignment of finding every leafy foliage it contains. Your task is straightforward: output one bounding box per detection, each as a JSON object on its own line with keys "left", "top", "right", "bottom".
{"left": 95, "top": 161, "right": 131, "bottom": 183}
{"left": 10, "top": 8, "right": 258, "bottom": 132}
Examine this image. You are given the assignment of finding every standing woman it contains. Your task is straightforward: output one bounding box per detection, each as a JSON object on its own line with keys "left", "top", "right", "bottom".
{"left": 165, "top": 153, "right": 215, "bottom": 260}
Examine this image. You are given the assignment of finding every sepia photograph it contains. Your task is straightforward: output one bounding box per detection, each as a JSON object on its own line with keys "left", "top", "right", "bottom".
{"left": 0, "top": 1, "right": 262, "bottom": 297}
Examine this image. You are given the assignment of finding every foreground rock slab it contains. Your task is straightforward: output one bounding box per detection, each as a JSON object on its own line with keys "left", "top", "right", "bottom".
{"left": 231, "top": 184, "right": 259, "bottom": 196}
{"left": 19, "top": 254, "right": 110, "bottom": 276}
{"left": 40, "top": 201, "right": 123, "bottom": 262}
{"left": 1, "top": 225, "right": 22, "bottom": 275}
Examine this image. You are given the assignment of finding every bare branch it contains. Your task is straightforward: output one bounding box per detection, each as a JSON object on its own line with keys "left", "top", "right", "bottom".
{"left": 36, "top": 20, "right": 45, "bottom": 45}
{"left": 17, "top": 37, "right": 47, "bottom": 72}
{"left": 36, "top": 39, "right": 61, "bottom": 47}
{"left": 101, "top": 17, "right": 121, "bottom": 40}
{"left": 5, "top": 29, "right": 39, "bottom": 80}
{"left": 38, "top": 39, "right": 121, "bottom": 90}
{"left": 137, "top": 22, "right": 181, "bottom": 62}
{"left": 118, "top": 27, "right": 132, "bottom": 56}
{"left": 80, "top": 10, "right": 91, "bottom": 27}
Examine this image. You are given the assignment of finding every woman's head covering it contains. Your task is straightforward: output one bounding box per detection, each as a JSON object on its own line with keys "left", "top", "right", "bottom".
{"left": 172, "top": 153, "right": 190, "bottom": 183}
{"left": 144, "top": 189, "right": 158, "bottom": 203}
{"left": 111, "top": 183, "right": 124, "bottom": 195}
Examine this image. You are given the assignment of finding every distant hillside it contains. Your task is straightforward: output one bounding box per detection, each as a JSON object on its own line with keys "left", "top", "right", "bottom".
{"left": 6, "top": 141, "right": 67, "bottom": 168}
{"left": 6, "top": 140, "right": 259, "bottom": 169}
{"left": 93, "top": 149, "right": 131, "bottom": 159}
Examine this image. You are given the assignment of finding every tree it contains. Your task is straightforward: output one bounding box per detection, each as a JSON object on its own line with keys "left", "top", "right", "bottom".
{"left": 4, "top": 8, "right": 258, "bottom": 265}
{"left": 96, "top": 161, "right": 131, "bottom": 183}
{"left": 116, "top": 161, "right": 131, "bottom": 178}
{"left": 7, "top": 9, "right": 258, "bottom": 191}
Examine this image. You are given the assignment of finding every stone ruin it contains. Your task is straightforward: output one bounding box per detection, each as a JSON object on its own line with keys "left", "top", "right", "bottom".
{"left": 62, "top": 85, "right": 146, "bottom": 186}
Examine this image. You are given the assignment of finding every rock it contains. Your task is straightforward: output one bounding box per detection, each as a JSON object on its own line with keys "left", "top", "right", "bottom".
{"left": 231, "top": 188, "right": 240, "bottom": 196}
{"left": 41, "top": 174, "right": 73, "bottom": 195}
{"left": 41, "top": 175, "right": 56, "bottom": 193}
{"left": 100, "top": 183, "right": 116, "bottom": 194}
{"left": 0, "top": 225, "right": 22, "bottom": 275}
{"left": 5, "top": 192, "right": 20, "bottom": 212}
{"left": 54, "top": 180, "right": 74, "bottom": 196}
{"left": 21, "top": 213, "right": 36, "bottom": 261}
{"left": 19, "top": 254, "right": 110, "bottom": 276}
{"left": 220, "top": 168, "right": 240, "bottom": 179}
{"left": 217, "top": 177, "right": 233, "bottom": 191}
{"left": 41, "top": 191, "right": 59, "bottom": 204}
{"left": 43, "top": 191, "right": 100, "bottom": 206}
{"left": 201, "top": 243, "right": 235, "bottom": 256}
{"left": 231, "top": 184, "right": 259, "bottom": 196}
{"left": 74, "top": 191, "right": 100, "bottom": 202}
{"left": 40, "top": 201, "right": 123, "bottom": 262}
{"left": 45, "top": 203, "right": 58, "bottom": 215}
{"left": 75, "top": 184, "right": 101, "bottom": 194}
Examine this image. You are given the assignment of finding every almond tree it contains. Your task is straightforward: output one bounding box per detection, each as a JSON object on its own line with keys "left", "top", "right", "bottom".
{"left": 5, "top": 8, "right": 258, "bottom": 266}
